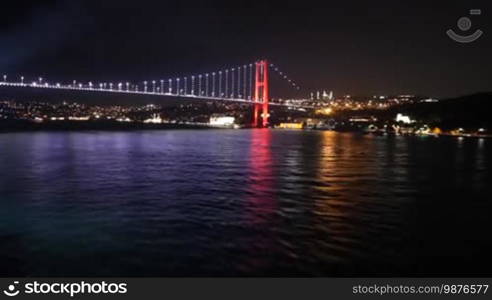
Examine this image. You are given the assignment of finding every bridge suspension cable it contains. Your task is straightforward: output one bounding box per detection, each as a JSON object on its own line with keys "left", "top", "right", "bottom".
{"left": 269, "top": 62, "right": 301, "bottom": 90}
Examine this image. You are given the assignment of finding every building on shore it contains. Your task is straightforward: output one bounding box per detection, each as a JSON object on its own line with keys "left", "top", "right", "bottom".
{"left": 209, "top": 116, "right": 236, "bottom": 128}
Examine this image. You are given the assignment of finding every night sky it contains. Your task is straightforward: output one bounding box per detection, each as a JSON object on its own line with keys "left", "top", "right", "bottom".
{"left": 1, "top": 0, "right": 491, "bottom": 98}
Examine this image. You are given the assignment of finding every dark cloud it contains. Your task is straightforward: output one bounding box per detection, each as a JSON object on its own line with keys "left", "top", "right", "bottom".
{"left": 1, "top": 0, "right": 491, "bottom": 98}
{"left": 0, "top": 1, "right": 91, "bottom": 72}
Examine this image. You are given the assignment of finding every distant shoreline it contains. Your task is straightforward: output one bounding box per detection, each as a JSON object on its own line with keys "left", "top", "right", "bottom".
{"left": 2, "top": 122, "right": 491, "bottom": 140}
{"left": 0, "top": 120, "right": 215, "bottom": 133}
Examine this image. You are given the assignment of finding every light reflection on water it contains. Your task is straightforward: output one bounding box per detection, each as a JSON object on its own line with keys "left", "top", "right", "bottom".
{"left": 0, "top": 130, "right": 491, "bottom": 276}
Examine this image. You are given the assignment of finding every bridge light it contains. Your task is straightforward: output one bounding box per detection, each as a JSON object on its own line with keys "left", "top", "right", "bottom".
{"left": 191, "top": 76, "right": 195, "bottom": 95}
{"left": 2, "top": 75, "right": 6, "bottom": 82}
{"left": 20, "top": 76, "right": 24, "bottom": 84}
{"left": 198, "top": 75, "right": 202, "bottom": 96}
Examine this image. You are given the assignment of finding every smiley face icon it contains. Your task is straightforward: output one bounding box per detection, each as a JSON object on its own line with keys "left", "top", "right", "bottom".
{"left": 3, "top": 282, "right": 20, "bottom": 297}
{"left": 447, "top": 9, "right": 483, "bottom": 43}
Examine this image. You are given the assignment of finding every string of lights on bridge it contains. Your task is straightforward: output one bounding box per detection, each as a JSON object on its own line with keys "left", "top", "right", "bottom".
{"left": 269, "top": 63, "right": 301, "bottom": 90}
{"left": 1, "top": 61, "right": 303, "bottom": 106}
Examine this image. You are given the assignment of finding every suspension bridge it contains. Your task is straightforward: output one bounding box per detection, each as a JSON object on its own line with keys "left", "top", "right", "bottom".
{"left": 0, "top": 60, "right": 307, "bottom": 127}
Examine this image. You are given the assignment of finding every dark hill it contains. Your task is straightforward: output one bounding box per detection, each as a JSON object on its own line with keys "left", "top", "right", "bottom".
{"left": 392, "top": 93, "right": 492, "bottom": 129}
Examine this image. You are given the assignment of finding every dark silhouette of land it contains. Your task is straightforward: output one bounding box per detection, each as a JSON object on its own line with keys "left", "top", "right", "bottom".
{"left": 395, "top": 93, "right": 492, "bottom": 129}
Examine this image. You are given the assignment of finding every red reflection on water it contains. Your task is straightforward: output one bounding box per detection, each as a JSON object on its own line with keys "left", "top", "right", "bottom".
{"left": 247, "top": 129, "right": 276, "bottom": 224}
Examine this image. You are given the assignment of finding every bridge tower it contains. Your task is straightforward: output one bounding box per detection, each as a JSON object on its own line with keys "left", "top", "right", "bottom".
{"left": 253, "top": 60, "right": 269, "bottom": 127}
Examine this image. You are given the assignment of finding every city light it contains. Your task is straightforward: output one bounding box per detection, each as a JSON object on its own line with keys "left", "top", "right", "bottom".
{"left": 316, "top": 107, "right": 333, "bottom": 115}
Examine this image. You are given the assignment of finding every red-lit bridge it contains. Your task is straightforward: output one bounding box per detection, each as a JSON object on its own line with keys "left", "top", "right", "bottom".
{"left": 1, "top": 60, "right": 307, "bottom": 127}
